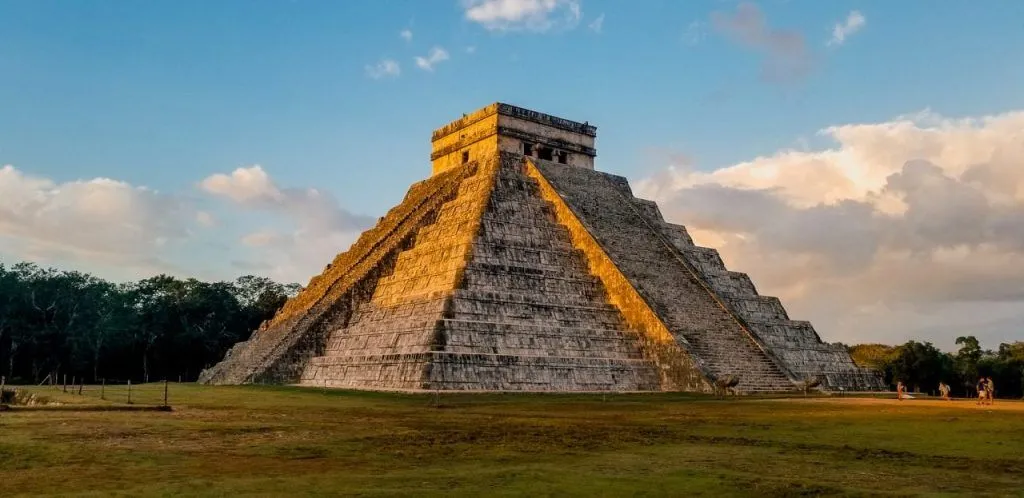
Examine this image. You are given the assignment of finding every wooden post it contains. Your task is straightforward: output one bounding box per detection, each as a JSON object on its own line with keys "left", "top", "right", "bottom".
{"left": 77, "top": 381, "right": 83, "bottom": 395}
{"left": 127, "top": 379, "right": 132, "bottom": 405}
{"left": 100, "top": 379, "right": 105, "bottom": 400}
{"left": 1, "top": 375, "right": 5, "bottom": 394}
{"left": 163, "top": 379, "right": 169, "bottom": 407}
{"left": 63, "top": 374, "right": 67, "bottom": 393}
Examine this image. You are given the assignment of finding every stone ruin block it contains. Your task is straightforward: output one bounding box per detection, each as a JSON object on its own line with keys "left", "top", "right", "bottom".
{"left": 200, "top": 102, "right": 882, "bottom": 393}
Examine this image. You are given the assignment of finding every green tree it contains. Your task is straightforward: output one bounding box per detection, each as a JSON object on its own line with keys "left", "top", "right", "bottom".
{"left": 887, "top": 341, "right": 954, "bottom": 394}
{"left": 955, "top": 336, "right": 983, "bottom": 394}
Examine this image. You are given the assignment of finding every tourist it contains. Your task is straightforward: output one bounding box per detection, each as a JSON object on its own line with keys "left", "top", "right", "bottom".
{"left": 986, "top": 377, "right": 995, "bottom": 405}
{"left": 976, "top": 378, "right": 988, "bottom": 405}
{"left": 896, "top": 381, "right": 905, "bottom": 401}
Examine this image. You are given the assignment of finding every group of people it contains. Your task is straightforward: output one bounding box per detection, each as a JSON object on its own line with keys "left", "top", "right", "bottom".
{"left": 894, "top": 378, "right": 995, "bottom": 404}
{"left": 975, "top": 377, "right": 996, "bottom": 405}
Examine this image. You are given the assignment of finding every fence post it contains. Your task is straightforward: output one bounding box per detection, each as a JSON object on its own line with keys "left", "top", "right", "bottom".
{"left": 100, "top": 379, "right": 106, "bottom": 400}
{"left": 1, "top": 376, "right": 5, "bottom": 394}
{"left": 163, "top": 379, "right": 169, "bottom": 407}
{"left": 63, "top": 374, "right": 67, "bottom": 393}
{"left": 127, "top": 380, "right": 132, "bottom": 405}
{"left": 77, "top": 381, "right": 83, "bottom": 395}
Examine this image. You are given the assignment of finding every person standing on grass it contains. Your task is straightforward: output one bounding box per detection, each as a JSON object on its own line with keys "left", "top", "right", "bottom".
{"left": 896, "top": 381, "right": 905, "bottom": 401}
{"left": 985, "top": 377, "right": 995, "bottom": 405}
{"left": 976, "top": 378, "right": 988, "bottom": 405}
{"left": 938, "top": 382, "right": 951, "bottom": 400}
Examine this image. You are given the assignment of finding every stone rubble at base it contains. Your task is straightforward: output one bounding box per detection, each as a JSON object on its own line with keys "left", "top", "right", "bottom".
{"left": 198, "top": 103, "right": 884, "bottom": 393}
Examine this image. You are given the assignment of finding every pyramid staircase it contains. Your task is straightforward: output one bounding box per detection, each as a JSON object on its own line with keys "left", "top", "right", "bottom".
{"left": 299, "top": 154, "right": 662, "bottom": 391}
{"left": 201, "top": 152, "right": 842, "bottom": 393}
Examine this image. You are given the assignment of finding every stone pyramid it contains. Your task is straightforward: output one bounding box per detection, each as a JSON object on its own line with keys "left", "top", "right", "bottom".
{"left": 199, "top": 103, "right": 884, "bottom": 393}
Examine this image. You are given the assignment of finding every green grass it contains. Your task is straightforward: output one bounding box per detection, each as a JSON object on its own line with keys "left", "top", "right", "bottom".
{"left": 2, "top": 384, "right": 1023, "bottom": 497}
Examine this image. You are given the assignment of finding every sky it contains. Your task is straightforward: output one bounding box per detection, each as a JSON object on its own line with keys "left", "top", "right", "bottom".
{"left": 2, "top": 0, "right": 1024, "bottom": 350}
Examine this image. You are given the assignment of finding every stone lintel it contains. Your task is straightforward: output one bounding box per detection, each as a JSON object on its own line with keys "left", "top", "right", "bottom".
{"left": 431, "top": 102, "right": 596, "bottom": 142}
{"left": 429, "top": 126, "right": 598, "bottom": 162}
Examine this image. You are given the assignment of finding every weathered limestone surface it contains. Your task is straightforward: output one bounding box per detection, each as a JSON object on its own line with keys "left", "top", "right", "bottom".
{"left": 532, "top": 160, "right": 796, "bottom": 393}
{"left": 623, "top": 180, "right": 884, "bottom": 390}
{"left": 300, "top": 154, "right": 662, "bottom": 391}
{"left": 197, "top": 163, "right": 477, "bottom": 385}
{"left": 203, "top": 102, "right": 880, "bottom": 393}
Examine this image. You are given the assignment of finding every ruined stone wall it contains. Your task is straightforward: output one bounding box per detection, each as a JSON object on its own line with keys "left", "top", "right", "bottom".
{"left": 198, "top": 164, "right": 476, "bottom": 385}
{"left": 302, "top": 152, "right": 662, "bottom": 392}
{"left": 524, "top": 160, "right": 709, "bottom": 392}
{"left": 431, "top": 112, "right": 500, "bottom": 175}
{"left": 300, "top": 156, "right": 501, "bottom": 389}
{"left": 673, "top": 242, "right": 885, "bottom": 390}
{"left": 496, "top": 115, "right": 595, "bottom": 169}
{"left": 532, "top": 160, "right": 797, "bottom": 393}
{"left": 431, "top": 102, "right": 597, "bottom": 175}
{"left": 620, "top": 190, "right": 885, "bottom": 390}
{"left": 422, "top": 153, "right": 661, "bottom": 391}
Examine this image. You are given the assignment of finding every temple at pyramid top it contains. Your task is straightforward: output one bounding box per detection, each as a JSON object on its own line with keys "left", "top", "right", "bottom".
{"left": 431, "top": 102, "right": 597, "bottom": 175}
{"left": 200, "top": 101, "right": 885, "bottom": 394}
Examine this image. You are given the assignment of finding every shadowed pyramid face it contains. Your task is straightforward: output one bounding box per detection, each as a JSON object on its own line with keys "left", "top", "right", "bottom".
{"left": 199, "top": 105, "right": 884, "bottom": 394}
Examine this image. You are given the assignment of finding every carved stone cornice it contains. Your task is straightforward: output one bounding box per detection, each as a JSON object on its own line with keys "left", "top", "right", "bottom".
{"left": 497, "top": 126, "right": 597, "bottom": 156}
{"left": 497, "top": 103, "right": 597, "bottom": 137}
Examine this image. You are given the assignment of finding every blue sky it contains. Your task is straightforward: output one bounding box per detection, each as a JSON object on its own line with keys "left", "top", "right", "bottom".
{"left": 2, "top": 0, "right": 1024, "bottom": 347}
{"left": 4, "top": 0, "right": 1022, "bottom": 209}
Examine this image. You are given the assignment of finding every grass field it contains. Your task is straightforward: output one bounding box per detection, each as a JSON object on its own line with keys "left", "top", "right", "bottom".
{"left": 2, "top": 384, "right": 1023, "bottom": 497}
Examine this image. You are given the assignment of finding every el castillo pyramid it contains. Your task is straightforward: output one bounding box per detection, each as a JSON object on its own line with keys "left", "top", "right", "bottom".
{"left": 199, "top": 103, "right": 883, "bottom": 393}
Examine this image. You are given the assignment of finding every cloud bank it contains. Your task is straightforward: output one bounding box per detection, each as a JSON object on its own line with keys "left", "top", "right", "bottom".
{"left": 200, "top": 166, "right": 374, "bottom": 283}
{"left": 0, "top": 165, "right": 190, "bottom": 277}
{"left": 635, "top": 109, "right": 1024, "bottom": 349}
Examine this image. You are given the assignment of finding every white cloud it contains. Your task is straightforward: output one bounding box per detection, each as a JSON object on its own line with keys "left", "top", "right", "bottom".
{"left": 196, "top": 211, "right": 216, "bottom": 227}
{"left": 463, "top": 0, "right": 582, "bottom": 32}
{"left": 588, "top": 13, "right": 604, "bottom": 34}
{"left": 240, "top": 230, "right": 282, "bottom": 248}
{"left": 683, "top": 20, "right": 706, "bottom": 46}
{"left": 400, "top": 29, "right": 413, "bottom": 42}
{"left": 365, "top": 59, "right": 401, "bottom": 79}
{"left": 414, "top": 47, "right": 450, "bottom": 71}
{"left": 827, "top": 10, "right": 865, "bottom": 46}
{"left": 466, "top": 46, "right": 477, "bottom": 54}
{"left": 711, "top": 2, "right": 813, "bottom": 84}
{"left": 0, "top": 162, "right": 373, "bottom": 284}
{"left": 0, "top": 165, "right": 190, "bottom": 277}
{"left": 635, "top": 109, "right": 1024, "bottom": 350}
{"left": 200, "top": 166, "right": 373, "bottom": 283}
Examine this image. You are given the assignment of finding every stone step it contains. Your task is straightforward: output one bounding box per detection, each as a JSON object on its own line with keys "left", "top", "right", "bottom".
{"left": 460, "top": 267, "right": 605, "bottom": 298}
{"left": 302, "top": 350, "right": 662, "bottom": 392}
{"left": 469, "top": 243, "right": 592, "bottom": 273}
{"left": 347, "top": 297, "right": 448, "bottom": 324}
{"left": 321, "top": 324, "right": 439, "bottom": 355}
{"left": 438, "top": 319, "right": 643, "bottom": 358}
{"left": 452, "top": 288, "right": 617, "bottom": 314}
{"left": 447, "top": 292, "right": 626, "bottom": 329}
{"left": 478, "top": 218, "right": 572, "bottom": 241}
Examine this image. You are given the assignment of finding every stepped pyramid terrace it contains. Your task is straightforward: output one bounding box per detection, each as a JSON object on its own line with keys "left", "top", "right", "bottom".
{"left": 199, "top": 103, "right": 884, "bottom": 394}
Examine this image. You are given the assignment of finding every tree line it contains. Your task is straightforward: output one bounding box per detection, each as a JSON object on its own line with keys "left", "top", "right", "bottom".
{"left": 849, "top": 337, "right": 1024, "bottom": 398}
{"left": 3, "top": 261, "right": 1022, "bottom": 396}
{"left": 0, "top": 262, "right": 300, "bottom": 384}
